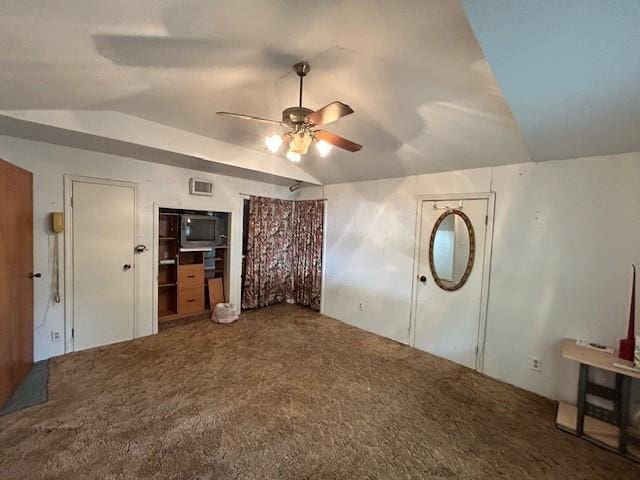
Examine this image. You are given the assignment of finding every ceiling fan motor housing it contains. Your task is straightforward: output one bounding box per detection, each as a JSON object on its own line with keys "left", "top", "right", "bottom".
{"left": 282, "top": 106, "right": 313, "bottom": 127}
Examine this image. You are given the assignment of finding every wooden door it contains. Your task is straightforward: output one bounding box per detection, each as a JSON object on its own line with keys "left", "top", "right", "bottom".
{"left": 0, "top": 158, "right": 34, "bottom": 406}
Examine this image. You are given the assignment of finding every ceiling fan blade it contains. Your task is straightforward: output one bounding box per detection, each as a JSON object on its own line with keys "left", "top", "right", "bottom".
{"left": 305, "top": 101, "right": 354, "bottom": 126}
{"left": 216, "top": 112, "right": 285, "bottom": 126}
{"left": 315, "top": 130, "right": 362, "bottom": 152}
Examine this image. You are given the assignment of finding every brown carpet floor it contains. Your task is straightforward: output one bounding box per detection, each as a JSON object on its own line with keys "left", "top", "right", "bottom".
{"left": 1, "top": 304, "right": 639, "bottom": 479}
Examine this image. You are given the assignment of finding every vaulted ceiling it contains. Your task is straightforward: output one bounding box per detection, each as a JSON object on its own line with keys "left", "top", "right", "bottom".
{"left": 0, "top": 1, "right": 637, "bottom": 184}
{"left": 463, "top": 0, "right": 640, "bottom": 162}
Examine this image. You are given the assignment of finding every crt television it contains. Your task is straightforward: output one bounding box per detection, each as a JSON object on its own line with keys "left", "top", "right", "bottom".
{"left": 180, "top": 214, "right": 218, "bottom": 249}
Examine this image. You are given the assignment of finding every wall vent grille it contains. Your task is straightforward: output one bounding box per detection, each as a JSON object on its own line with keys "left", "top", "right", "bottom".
{"left": 190, "top": 178, "right": 213, "bottom": 196}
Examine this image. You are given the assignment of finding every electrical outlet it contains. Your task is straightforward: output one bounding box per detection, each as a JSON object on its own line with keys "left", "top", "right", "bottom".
{"left": 51, "top": 330, "right": 62, "bottom": 343}
{"left": 529, "top": 356, "right": 541, "bottom": 372}
{"left": 358, "top": 302, "right": 364, "bottom": 312}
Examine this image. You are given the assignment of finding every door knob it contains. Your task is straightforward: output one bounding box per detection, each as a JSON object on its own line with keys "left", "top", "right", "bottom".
{"left": 29, "top": 272, "right": 42, "bottom": 279}
{"left": 419, "top": 275, "right": 427, "bottom": 283}
{"left": 123, "top": 264, "right": 132, "bottom": 271}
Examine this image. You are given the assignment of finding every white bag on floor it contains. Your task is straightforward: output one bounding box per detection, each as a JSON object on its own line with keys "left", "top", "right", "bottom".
{"left": 211, "top": 303, "right": 239, "bottom": 324}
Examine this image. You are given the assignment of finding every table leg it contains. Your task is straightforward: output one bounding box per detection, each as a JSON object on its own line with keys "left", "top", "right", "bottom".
{"left": 576, "top": 363, "right": 588, "bottom": 435}
{"left": 619, "top": 375, "right": 631, "bottom": 454}
{"left": 614, "top": 373, "right": 623, "bottom": 416}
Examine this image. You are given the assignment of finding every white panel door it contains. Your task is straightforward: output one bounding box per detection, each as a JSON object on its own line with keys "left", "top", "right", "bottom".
{"left": 72, "top": 180, "right": 135, "bottom": 351}
{"left": 413, "top": 199, "right": 488, "bottom": 369}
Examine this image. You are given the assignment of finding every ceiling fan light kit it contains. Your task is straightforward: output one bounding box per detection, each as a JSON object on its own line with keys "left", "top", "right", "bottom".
{"left": 286, "top": 150, "right": 301, "bottom": 163}
{"left": 289, "top": 130, "right": 313, "bottom": 155}
{"left": 264, "top": 134, "right": 283, "bottom": 153}
{"left": 316, "top": 139, "right": 333, "bottom": 157}
{"left": 218, "top": 61, "right": 362, "bottom": 163}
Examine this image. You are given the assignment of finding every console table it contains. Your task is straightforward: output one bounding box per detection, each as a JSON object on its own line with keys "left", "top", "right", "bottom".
{"left": 556, "top": 338, "right": 639, "bottom": 461}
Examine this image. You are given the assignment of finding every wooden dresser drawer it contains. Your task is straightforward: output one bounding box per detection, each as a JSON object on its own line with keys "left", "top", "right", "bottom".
{"left": 178, "top": 264, "right": 204, "bottom": 289}
{"left": 179, "top": 286, "right": 204, "bottom": 314}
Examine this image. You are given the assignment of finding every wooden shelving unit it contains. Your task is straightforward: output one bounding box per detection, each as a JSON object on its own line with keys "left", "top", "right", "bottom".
{"left": 158, "top": 213, "right": 179, "bottom": 319}
{"left": 157, "top": 209, "right": 229, "bottom": 325}
{"left": 204, "top": 245, "right": 227, "bottom": 311}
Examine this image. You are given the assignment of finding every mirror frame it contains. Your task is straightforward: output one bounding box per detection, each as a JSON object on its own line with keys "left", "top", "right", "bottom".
{"left": 428, "top": 209, "right": 476, "bottom": 291}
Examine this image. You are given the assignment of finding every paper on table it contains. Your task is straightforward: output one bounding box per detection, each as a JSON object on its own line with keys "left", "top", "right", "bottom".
{"left": 575, "top": 339, "right": 614, "bottom": 354}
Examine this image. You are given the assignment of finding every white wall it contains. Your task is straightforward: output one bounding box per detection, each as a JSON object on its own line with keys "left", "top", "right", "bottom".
{"left": 300, "top": 152, "right": 640, "bottom": 403}
{"left": 0, "top": 111, "right": 321, "bottom": 185}
{"left": 4, "top": 130, "right": 639, "bottom": 404}
{"left": 0, "top": 135, "right": 294, "bottom": 361}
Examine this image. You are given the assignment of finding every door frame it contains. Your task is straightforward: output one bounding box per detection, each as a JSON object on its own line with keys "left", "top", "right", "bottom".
{"left": 63, "top": 175, "right": 139, "bottom": 353}
{"left": 408, "top": 192, "right": 496, "bottom": 372}
{"left": 152, "top": 202, "right": 236, "bottom": 334}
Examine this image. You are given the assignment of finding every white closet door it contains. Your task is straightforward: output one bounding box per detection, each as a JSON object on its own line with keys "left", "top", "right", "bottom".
{"left": 72, "top": 180, "right": 135, "bottom": 351}
{"left": 413, "top": 199, "right": 488, "bottom": 369}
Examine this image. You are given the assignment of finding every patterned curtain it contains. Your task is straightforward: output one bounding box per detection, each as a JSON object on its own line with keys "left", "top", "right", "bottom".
{"left": 291, "top": 200, "right": 324, "bottom": 311}
{"left": 242, "top": 196, "right": 293, "bottom": 310}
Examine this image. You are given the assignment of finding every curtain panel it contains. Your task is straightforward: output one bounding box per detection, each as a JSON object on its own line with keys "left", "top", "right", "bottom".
{"left": 291, "top": 200, "right": 324, "bottom": 311}
{"left": 242, "top": 196, "right": 324, "bottom": 312}
{"left": 242, "top": 196, "right": 294, "bottom": 310}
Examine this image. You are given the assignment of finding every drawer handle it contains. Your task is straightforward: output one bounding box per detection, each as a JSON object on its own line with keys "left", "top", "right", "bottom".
{"left": 187, "top": 275, "right": 196, "bottom": 278}
{"left": 187, "top": 299, "right": 196, "bottom": 303}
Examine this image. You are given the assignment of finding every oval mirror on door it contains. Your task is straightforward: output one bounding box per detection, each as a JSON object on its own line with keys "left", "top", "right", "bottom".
{"left": 428, "top": 209, "right": 475, "bottom": 291}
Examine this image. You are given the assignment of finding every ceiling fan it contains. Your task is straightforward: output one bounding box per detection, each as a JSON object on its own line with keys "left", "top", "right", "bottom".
{"left": 217, "top": 62, "right": 362, "bottom": 162}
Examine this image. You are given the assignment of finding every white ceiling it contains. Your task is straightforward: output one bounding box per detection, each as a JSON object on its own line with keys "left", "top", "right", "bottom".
{"left": 463, "top": 0, "right": 640, "bottom": 162}
{"left": 0, "top": 0, "right": 531, "bottom": 184}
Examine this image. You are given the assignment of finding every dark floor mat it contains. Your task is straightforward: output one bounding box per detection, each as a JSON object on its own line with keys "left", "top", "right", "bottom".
{"left": 0, "top": 360, "right": 48, "bottom": 416}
